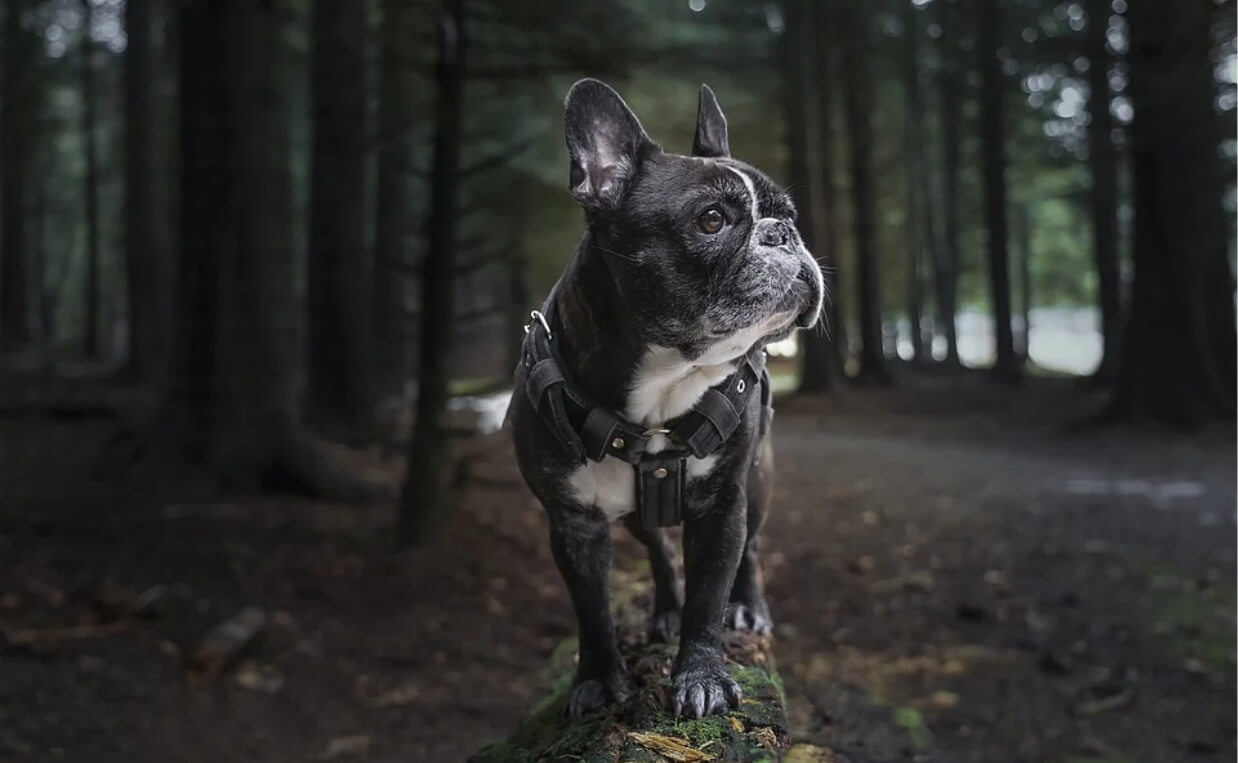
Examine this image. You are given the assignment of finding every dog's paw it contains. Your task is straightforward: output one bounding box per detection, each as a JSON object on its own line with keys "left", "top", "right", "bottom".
{"left": 670, "top": 660, "right": 741, "bottom": 718}
{"left": 648, "top": 610, "right": 681, "bottom": 642}
{"left": 565, "top": 673, "right": 629, "bottom": 718}
{"left": 725, "top": 602, "right": 773, "bottom": 635}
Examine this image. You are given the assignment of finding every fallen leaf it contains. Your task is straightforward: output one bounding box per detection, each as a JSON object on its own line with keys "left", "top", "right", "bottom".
{"left": 1072, "top": 688, "right": 1134, "bottom": 717}
{"left": 233, "top": 661, "right": 285, "bottom": 694}
{"left": 927, "top": 690, "right": 959, "bottom": 709}
{"left": 318, "top": 735, "right": 370, "bottom": 760}
{"left": 189, "top": 606, "right": 265, "bottom": 678}
{"left": 751, "top": 726, "right": 779, "bottom": 749}
{"left": 868, "top": 571, "right": 935, "bottom": 595}
{"left": 370, "top": 684, "right": 420, "bottom": 707}
{"left": 627, "top": 731, "right": 716, "bottom": 761}
{"left": 727, "top": 716, "right": 744, "bottom": 732}
{"left": 126, "top": 584, "right": 168, "bottom": 616}
{"left": 785, "top": 743, "right": 845, "bottom": 762}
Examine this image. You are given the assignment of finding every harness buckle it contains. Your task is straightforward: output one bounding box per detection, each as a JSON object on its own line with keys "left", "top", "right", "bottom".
{"left": 523, "top": 310, "right": 552, "bottom": 340}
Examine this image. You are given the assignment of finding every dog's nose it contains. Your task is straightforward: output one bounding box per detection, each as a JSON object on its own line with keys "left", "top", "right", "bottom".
{"left": 756, "top": 219, "right": 788, "bottom": 247}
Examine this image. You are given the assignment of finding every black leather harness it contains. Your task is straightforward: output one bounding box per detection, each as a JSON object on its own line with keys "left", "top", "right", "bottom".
{"left": 516, "top": 295, "right": 773, "bottom": 530}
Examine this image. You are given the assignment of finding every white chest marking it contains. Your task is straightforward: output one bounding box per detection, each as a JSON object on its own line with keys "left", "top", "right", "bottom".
{"left": 565, "top": 315, "right": 791, "bottom": 522}
{"left": 566, "top": 346, "right": 731, "bottom": 521}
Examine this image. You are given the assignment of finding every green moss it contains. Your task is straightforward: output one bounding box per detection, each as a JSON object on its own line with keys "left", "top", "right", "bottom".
{"left": 474, "top": 587, "right": 794, "bottom": 761}
{"left": 731, "top": 664, "right": 767, "bottom": 695}
{"left": 651, "top": 715, "right": 729, "bottom": 747}
{"left": 892, "top": 706, "right": 932, "bottom": 751}
{"left": 469, "top": 679, "right": 613, "bottom": 763}
{"left": 1137, "top": 564, "right": 1236, "bottom": 671}
{"left": 537, "top": 637, "right": 580, "bottom": 693}
{"left": 468, "top": 741, "right": 521, "bottom": 763}
{"left": 767, "top": 667, "right": 787, "bottom": 705}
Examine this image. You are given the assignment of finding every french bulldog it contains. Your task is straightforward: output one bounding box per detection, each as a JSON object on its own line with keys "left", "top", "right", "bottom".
{"left": 508, "top": 79, "right": 824, "bottom": 719}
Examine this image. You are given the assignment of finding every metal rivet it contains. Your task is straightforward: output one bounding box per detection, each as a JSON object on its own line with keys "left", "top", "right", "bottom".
{"left": 611, "top": 437, "right": 625, "bottom": 450}
{"left": 737, "top": 379, "right": 746, "bottom": 393}
{"left": 652, "top": 467, "right": 668, "bottom": 479}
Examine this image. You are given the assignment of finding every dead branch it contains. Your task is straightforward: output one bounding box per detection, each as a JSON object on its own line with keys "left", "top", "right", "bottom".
{"left": 187, "top": 606, "right": 266, "bottom": 678}
{"left": 3, "top": 620, "right": 131, "bottom": 647}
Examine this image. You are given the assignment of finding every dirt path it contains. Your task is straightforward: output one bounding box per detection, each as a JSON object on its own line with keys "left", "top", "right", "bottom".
{"left": 766, "top": 389, "right": 1235, "bottom": 762}
{"left": 1, "top": 382, "right": 1233, "bottom": 762}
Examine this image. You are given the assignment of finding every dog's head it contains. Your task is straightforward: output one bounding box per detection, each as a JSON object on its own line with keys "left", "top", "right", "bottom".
{"left": 564, "top": 78, "right": 825, "bottom": 365}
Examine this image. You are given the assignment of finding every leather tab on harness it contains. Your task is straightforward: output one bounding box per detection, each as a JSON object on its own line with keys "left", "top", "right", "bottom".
{"left": 525, "top": 359, "right": 564, "bottom": 412}
{"left": 581, "top": 408, "right": 621, "bottom": 462}
{"left": 637, "top": 450, "right": 687, "bottom": 527}
{"left": 681, "top": 388, "right": 740, "bottom": 458}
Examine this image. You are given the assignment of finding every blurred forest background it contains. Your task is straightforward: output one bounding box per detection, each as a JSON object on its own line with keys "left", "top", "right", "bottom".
{"left": 1, "top": 1, "right": 1235, "bottom": 762}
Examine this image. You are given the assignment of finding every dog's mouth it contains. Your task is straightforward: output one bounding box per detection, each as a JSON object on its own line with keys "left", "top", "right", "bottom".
{"left": 795, "top": 303, "right": 821, "bottom": 329}
{"left": 792, "top": 259, "right": 825, "bottom": 329}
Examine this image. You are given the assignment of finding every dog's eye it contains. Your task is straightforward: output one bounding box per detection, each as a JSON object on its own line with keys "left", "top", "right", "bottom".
{"left": 696, "top": 207, "right": 726, "bottom": 234}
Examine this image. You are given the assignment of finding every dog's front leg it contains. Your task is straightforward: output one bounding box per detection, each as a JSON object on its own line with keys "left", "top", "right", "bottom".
{"left": 548, "top": 509, "right": 629, "bottom": 717}
{"left": 671, "top": 485, "right": 746, "bottom": 718}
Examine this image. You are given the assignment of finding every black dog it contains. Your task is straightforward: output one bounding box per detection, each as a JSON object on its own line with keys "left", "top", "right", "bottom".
{"left": 508, "top": 79, "right": 824, "bottom": 719}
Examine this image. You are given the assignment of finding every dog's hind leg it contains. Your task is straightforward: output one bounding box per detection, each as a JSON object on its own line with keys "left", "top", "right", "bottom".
{"left": 623, "top": 513, "right": 683, "bottom": 641}
{"left": 726, "top": 436, "right": 774, "bottom": 634}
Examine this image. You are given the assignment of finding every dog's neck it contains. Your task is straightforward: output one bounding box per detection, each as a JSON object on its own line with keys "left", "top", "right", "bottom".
{"left": 549, "top": 233, "right": 743, "bottom": 428}
{"left": 550, "top": 233, "right": 643, "bottom": 416}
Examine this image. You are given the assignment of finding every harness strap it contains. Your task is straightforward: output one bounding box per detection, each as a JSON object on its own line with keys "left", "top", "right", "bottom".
{"left": 518, "top": 288, "right": 773, "bottom": 528}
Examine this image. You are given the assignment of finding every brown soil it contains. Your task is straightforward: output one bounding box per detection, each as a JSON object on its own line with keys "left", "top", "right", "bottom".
{"left": 1, "top": 379, "right": 1234, "bottom": 763}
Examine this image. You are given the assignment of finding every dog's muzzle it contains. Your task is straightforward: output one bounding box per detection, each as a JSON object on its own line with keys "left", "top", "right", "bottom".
{"left": 794, "top": 260, "right": 825, "bottom": 328}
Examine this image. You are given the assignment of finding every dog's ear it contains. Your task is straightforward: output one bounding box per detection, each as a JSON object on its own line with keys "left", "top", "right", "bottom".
{"left": 564, "top": 79, "right": 654, "bottom": 210}
{"left": 691, "top": 84, "right": 730, "bottom": 159}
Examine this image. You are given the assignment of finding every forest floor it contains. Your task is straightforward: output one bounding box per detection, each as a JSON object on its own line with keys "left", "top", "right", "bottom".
{"left": 1, "top": 375, "right": 1234, "bottom": 763}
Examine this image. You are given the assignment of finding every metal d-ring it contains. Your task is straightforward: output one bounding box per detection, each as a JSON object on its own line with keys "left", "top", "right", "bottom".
{"left": 642, "top": 427, "right": 672, "bottom": 437}
{"left": 524, "top": 309, "right": 552, "bottom": 340}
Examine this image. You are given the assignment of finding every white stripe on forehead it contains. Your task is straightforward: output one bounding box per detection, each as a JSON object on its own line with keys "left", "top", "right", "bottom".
{"left": 724, "top": 165, "right": 761, "bottom": 225}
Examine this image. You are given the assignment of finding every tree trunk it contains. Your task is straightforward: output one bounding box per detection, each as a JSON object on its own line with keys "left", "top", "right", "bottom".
{"left": 978, "top": 0, "right": 1019, "bottom": 382}
{"left": 814, "top": 1, "right": 848, "bottom": 375}
{"left": 1109, "top": 1, "right": 1236, "bottom": 425}
{"left": 80, "top": 0, "right": 101, "bottom": 359}
{"left": 840, "top": 0, "right": 887, "bottom": 383}
{"left": 168, "top": 0, "right": 223, "bottom": 462}
{"left": 398, "top": 0, "right": 465, "bottom": 546}
{"left": 373, "top": 0, "right": 418, "bottom": 399}
{"left": 169, "top": 0, "right": 296, "bottom": 480}
{"left": 934, "top": 0, "right": 962, "bottom": 366}
{"left": 32, "top": 156, "right": 47, "bottom": 341}
{"left": 1084, "top": 0, "right": 1122, "bottom": 382}
{"left": 307, "top": 0, "right": 373, "bottom": 437}
{"left": 1016, "top": 203, "right": 1032, "bottom": 360}
{"left": 0, "top": 0, "right": 36, "bottom": 353}
{"left": 124, "top": 0, "right": 163, "bottom": 379}
{"left": 902, "top": 0, "right": 925, "bottom": 364}
{"left": 784, "top": 0, "right": 836, "bottom": 393}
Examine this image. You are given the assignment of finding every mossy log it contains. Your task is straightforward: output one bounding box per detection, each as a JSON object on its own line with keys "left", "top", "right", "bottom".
{"left": 470, "top": 596, "right": 853, "bottom": 763}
